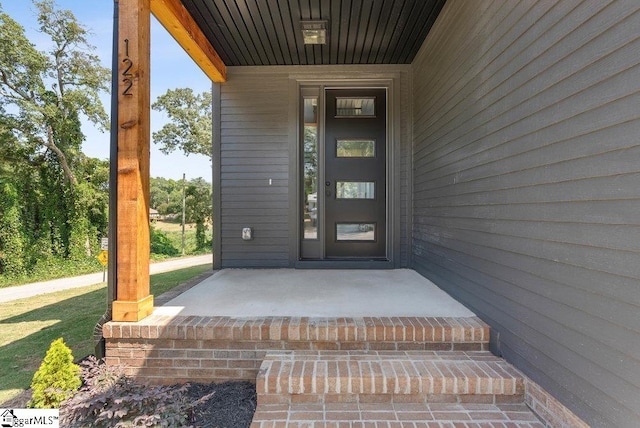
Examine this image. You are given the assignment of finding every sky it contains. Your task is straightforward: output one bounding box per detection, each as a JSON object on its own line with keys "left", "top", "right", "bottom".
{"left": 2, "top": 0, "right": 213, "bottom": 181}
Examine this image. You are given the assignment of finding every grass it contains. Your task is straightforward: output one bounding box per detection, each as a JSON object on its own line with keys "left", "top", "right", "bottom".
{"left": 153, "top": 219, "right": 196, "bottom": 232}
{"left": 0, "top": 263, "right": 212, "bottom": 405}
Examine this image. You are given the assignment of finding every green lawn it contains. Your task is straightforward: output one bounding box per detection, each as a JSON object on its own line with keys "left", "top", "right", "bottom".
{"left": 0, "top": 264, "right": 212, "bottom": 405}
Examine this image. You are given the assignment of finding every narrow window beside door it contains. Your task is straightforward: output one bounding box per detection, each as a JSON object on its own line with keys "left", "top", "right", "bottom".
{"left": 303, "top": 97, "right": 318, "bottom": 240}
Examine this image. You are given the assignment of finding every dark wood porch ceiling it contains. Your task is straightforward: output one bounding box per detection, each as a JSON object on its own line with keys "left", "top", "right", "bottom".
{"left": 180, "top": 0, "right": 446, "bottom": 66}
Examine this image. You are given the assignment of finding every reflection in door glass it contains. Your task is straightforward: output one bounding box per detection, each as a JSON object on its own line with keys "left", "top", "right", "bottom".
{"left": 336, "top": 139, "right": 375, "bottom": 157}
{"left": 336, "top": 223, "right": 375, "bottom": 241}
{"left": 303, "top": 97, "right": 318, "bottom": 239}
{"left": 335, "top": 97, "right": 375, "bottom": 117}
{"left": 336, "top": 182, "right": 375, "bottom": 199}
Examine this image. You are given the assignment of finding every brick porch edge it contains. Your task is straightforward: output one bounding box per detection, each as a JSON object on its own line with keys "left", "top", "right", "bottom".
{"left": 104, "top": 315, "right": 488, "bottom": 381}
{"left": 103, "top": 314, "right": 588, "bottom": 427}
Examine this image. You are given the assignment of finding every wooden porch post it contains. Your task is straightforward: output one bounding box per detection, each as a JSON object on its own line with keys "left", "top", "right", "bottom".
{"left": 112, "top": 0, "right": 154, "bottom": 321}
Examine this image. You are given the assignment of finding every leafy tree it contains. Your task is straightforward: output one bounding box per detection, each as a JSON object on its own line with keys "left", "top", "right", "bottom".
{"left": 0, "top": 1, "right": 110, "bottom": 278}
{"left": 0, "top": 0, "right": 109, "bottom": 184}
{"left": 77, "top": 157, "right": 110, "bottom": 239}
{"left": 0, "top": 181, "right": 26, "bottom": 275}
{"left": 185, "top": 178, "right": 212, "bottom": 249}
{"left": 149, "top": 176, "right": 212, "bottom": 251}
{"left": 150, "top": 176, "right": 182, "bottom": 215}
{"left": 151, "top": 87, "right": 213, "bottom": 250}
{"left": 150, "top": 176, "right": 212, "bottom": 225}
{"left": 152, "top": 88, "right": 212, "bottom": 157}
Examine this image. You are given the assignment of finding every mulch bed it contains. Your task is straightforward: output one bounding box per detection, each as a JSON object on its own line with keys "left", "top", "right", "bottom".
{"left": 185, "top": 381, "right": 257, "bottom": 428}
{"left": 1, "top": 382, "right": 257, "bottom": 428}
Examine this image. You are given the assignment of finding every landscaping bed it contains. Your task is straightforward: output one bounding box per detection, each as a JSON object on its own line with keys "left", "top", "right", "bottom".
{"left": 1, "top": 382, "right": 257, "bottom": 428}
{"left": 184, "top": 381, "right": 256, "bottom": 428}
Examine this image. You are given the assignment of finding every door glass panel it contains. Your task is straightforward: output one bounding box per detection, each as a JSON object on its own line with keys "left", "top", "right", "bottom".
{"left": 336, "top": 181, "right": 375, "bottom": 199}
{"left": 335, "top": 97, "right": 375, "bottom": 117}
{"left": 336, "top": 139, "right": 375, "bottom": 157}
{"left": 303, "top": 97, "right": 318, "bottom": 239}
{"left": 336, "top": 223, "right": 375, "bottom": 241}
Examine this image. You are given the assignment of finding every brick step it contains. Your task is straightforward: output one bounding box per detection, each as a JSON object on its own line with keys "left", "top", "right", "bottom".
{"left": 106, "top": 315, "right": 489, "bottom": 350}
{"left": 257, "top": 351, "right": 525, "bottom": 405}
{"left": 250, "top": 402, "right": 544, "bottom": 427}
{"left": 104, "top": 315, "right": 489, "bottom": 384}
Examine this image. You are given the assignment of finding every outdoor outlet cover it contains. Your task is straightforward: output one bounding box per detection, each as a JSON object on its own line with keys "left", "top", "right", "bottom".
{"left": 242, "top": 227, "right": 253, "bottom": 240}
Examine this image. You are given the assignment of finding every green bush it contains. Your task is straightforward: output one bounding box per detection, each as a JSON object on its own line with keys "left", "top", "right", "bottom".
{"left": 29, "top": 338, "right": 81, "bottom": 409}
{"left": 150, "top": 225, "right": 180, "bottom": 256}
{"left": 0, "top": 182, "right": 26, "bottom": 276}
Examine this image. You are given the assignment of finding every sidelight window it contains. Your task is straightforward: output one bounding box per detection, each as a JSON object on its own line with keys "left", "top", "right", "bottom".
{"left": 303, "top": 96, "right": 318, "bottom": 240}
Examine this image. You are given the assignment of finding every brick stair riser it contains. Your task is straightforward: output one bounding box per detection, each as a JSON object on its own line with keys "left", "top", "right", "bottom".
{"left": 103, "top": 316, "right": 489, "bottom": 385}
{"left": 257, "top": 392, "right": 526, "bottom": 406}
{"left": 256, "top": 352, "right": 525, "bottom": 407}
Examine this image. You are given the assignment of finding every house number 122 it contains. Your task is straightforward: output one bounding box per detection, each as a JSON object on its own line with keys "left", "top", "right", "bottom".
{"left": 122, "top": 38, "right": 133, "bottom": 96}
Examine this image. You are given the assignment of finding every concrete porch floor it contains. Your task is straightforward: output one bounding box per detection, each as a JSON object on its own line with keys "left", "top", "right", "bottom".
{"left": 155, "top": 268, "right": 475, "bottom": 318}
{"left": 103, "top": 269, "right": 582, "bottom": 427}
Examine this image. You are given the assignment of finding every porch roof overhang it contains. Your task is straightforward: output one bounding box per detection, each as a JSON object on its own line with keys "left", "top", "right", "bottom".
{"left": 151, "top": 0, "right": 227, "bottom": 81}
{"left": 154, "top": 0, "right": 445, "bottom": 74}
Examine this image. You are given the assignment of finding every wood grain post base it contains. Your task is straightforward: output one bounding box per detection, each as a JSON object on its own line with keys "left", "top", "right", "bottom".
{"left": 112, "top": 295, "right": 154, "bottom": 322}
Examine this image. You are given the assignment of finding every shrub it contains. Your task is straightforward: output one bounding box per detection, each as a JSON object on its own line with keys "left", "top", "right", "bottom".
{"left": 29, "top": 338, "right": 81, "bottom": 408}
{"left": 60, "top": 356, "right": 214, "bottom": 427}
{"left": 150, "top": 225, "right": 179, "bottom": 256}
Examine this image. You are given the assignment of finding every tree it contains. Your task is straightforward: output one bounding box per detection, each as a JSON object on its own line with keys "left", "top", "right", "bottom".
{"left": 151, "top": 87, "right": 213, "bottom": 250}
{"left": 0, "top": 1, "right": 110, "bottom": 275}
{"left": 149, "top": 176, "right": 212, "bottom": 250}
{"left": 150, "top": 177, "right": 182, "bottom": 215}
{"left": 152, "top": 88, "right": 212, "bottom": 157}
{"left": 0, "top": 0, "right": 109, "bottom": 184}
{"left": 184, "top": 178, "right": 212, "bottom": 249}
{"left": 0, "top": 181, "right": 26, "bottom": 275}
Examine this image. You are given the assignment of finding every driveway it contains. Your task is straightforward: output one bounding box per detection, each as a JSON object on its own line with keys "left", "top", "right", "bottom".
{"left": 0, "top": 254, "right": 212, "bottom": 303}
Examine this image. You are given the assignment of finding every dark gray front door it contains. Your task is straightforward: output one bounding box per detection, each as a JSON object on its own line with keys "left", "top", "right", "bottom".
{"left": 324, "top": 88, "right": 386, "bottom": 258}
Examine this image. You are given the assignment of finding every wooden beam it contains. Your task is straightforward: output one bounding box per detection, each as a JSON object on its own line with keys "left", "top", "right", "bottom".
{"left": 150, "top": 0, "right": 227, "bottom": 82}
{"left": 113, "top": 0, "right": 154, "bottom": 322}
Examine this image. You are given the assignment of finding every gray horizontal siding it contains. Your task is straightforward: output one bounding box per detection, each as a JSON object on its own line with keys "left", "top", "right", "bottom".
{"left": 218, "top": 70, "right": 291, "bottom": 267}
{"left": 400, "top": 65, "right": 412, "bottom": 266}
{"left": 411, "top": 1, "right": 640, "bottom": 427}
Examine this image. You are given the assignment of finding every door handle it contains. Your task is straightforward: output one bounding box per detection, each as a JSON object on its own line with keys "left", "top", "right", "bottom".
{"left": 325, "top": 181, "right": 331, "bottom": 186}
